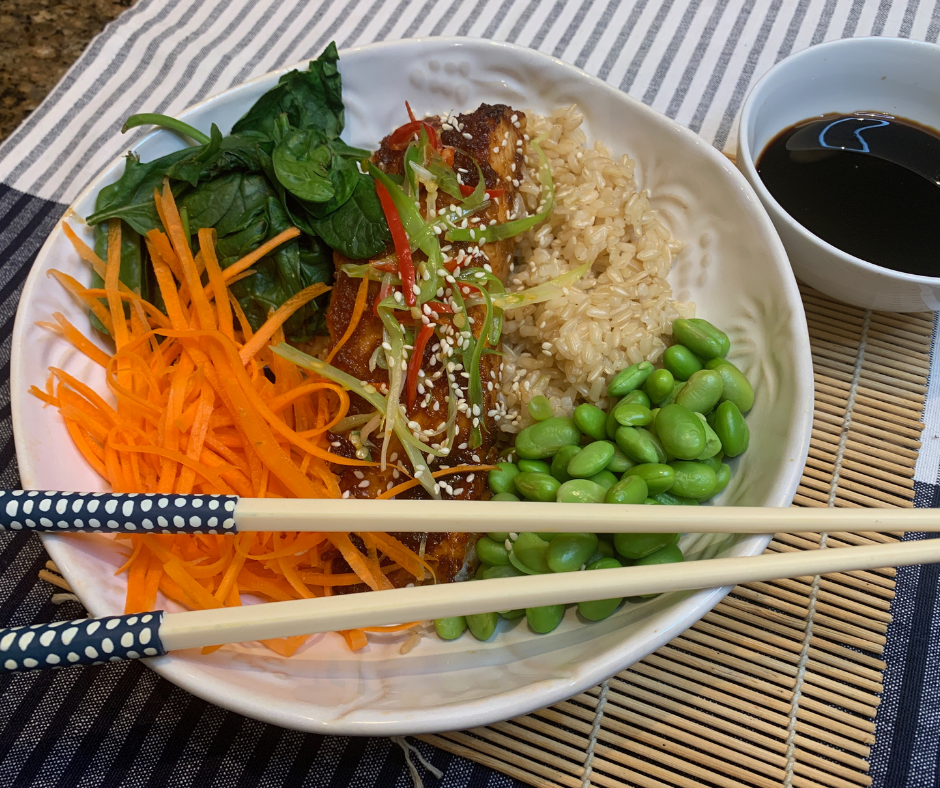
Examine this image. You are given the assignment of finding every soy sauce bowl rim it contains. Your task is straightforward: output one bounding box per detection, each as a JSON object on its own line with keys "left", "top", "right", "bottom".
{"left": 738, "top": 36, "right": 940, "bottom": 285}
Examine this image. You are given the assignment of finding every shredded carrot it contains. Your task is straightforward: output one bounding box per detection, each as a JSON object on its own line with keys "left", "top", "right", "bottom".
{"left": 361, "top": 622, "right": 421, "bottom": 633}
{"left": 36, "top": 194, "right": 466, "bottom": 659}
{"left": 222, "top": 227, "right": 301, "bottom": 283}
{"left": 341, "top": 629, "right": 369, "bottom": 650}
{"left": 199, "top": 228, "right": 234, "bottom": 342}
{"left": 238, "top": 283, "right": 331, "bottom": 364}
{"left": 36, "top": 314, "right": 111, "bottom": 368}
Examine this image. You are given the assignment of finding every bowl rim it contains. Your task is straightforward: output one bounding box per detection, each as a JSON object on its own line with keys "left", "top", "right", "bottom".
{"left": 737, "top": 35, "right": 940, "bottom": 286}
{"left": 11, "top": 35, "right": 813, "bottom": 734}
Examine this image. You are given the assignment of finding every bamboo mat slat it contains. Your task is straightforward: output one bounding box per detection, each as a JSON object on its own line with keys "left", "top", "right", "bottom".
{"left": 421, "top": 284, "right": 935, "bottom": 787}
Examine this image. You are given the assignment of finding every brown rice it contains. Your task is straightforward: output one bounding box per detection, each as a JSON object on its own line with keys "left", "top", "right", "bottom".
{"left": 497, "top": 106, "right": 692, "bottom": 432}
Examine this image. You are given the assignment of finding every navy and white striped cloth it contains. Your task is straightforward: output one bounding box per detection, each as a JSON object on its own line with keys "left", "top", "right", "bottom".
{"left": 0, "top": 0, "right": 938, "bottom": 785}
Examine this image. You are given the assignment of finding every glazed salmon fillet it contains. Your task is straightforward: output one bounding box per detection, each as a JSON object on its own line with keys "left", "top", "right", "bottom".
{"left": 322, "top": 103, "right": 528, "bottom": 588}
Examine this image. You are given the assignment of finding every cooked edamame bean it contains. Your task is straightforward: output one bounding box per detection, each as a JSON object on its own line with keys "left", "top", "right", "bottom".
{"left": 488, "top": 532, "right": 510, "bottom": 541}
{"left": 607, "top": 361, "right": 654, "bottom": 397}
{"left": 482, "top": 564, "right": 525, "bottom": 580}
{"left": 645, "top": 368, "right": 675, "bottom": 404}
{"left": 527, "top": 395, "right": 553, "bottom": 421}
{"left": 701, "top": 450, "right": 724, "bottom": 471}
{"left": 514, "top": 417, "right": 582, "bottom": 459}
{"left": 548, "top": 533, "right": 599, "bottom": 572}
{"left": 476, "top": 535, "right": 511, "bottom": 566}
{"left": 705, "top": 358, "right": 755, "bottom": 413}
{"left": 587, "top": 540, "right": 616, "bottom": 564}
{"left": 669, "top": 461, "right": 718, "bottom": 499}
{"left": 514, "top": 472, "right": 561, "bottom": 502}
{"left": 509, "top": 533, "right": 551, "bottom": 574}
{"left": 590, "top": 470, "right": 618, "bottom": 490}
{"left": 620, "top": 389, "right": 652, "bottom": 409}
{"left": 578, "top": 597, "right": 623, "bottom": 621}
{"left": 605, "top": 405, "right": 620, "bottom": 439}
{"left": 663, "top": 344, "right": 703, "bottom": 381}
{"left": 574, "top": 402, "right": 607, "bottom": 440}
{"left": 606, "top": 445, "right": 635, "bottom": 474}
{"left": 526, "top": 604, "right": 566, "bottom": 634}
{"left": 624, "top": 463, "right": 675, "bottom": 495}
{"left": 466, "top": 612, "right": 499, "bottom": 641}
{"left": 518, "top": 459, "right": 552, "bottom": 474}
{"left": 656, "top": 404, "right": 706, "bottom": 460}
{"left": 475, "top": 563, "right": 491, "bottom": 579}
{"left": 491, "top": 492, "right": 520, "bottom": 501}
{"left": 652, "top": 490, "right": 700, "bottom": 506}
{"left": 613, "top": 400, "right": 654, "bottom": 427}
{"left": 676, "top": 369, "right": 724, "bottom": 414}
{"left": 635, "top": 543, "right": 684, "bottom": 567}
{"left": 551, "top": 445, "right": 582, "bottom": 483}
{"left": 672, "top": 318, "right": 730, "bottom": 360}
{"left": 587, "top": 556, "right": 622, "bottom": 571}
{"left": 645, "top": 497, "right": 662, "bottom": 505}
{"left": 632, "top": 543, "right": 685, "bottom": 598}
{"left": 614, "top": 532, "right": 680, "bottom": 559}
{"left": 578, "top": 557, "right": 625, "bottom": 620}
{"left": 500, "top": 608, "right": 525, "bottom": 619}
{"left": 568, "top": 441, "right": 616, "bottom": 477}
{"left": 694, "top": 413, "right": 722, "bottom": 459}
{"left": 661, "top": 381, "right": 687, "bottom": 406}
{"left": 615, "top": 426, "right": 667, "bottom": 464}
{"left": 557, "top": 478, "right": 607, "bottom": 503}
{"left": 434, "top": 616, "right": 467, "bottom": 640}
{"left": 712, "top": 400, "right": 750, "bottom": 457}
{"left": 605, "top": 475, "right": 648, "bottom": 504}
{"left": 488, "top": 463, "right": 519, "bottom": 495}
{"left": 714, "top": 463, "right": 731, "bottom": 495}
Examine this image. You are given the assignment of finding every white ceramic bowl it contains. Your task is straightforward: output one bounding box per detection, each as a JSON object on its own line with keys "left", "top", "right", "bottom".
{"left": 738, "top": 36, "right": 940, "bottom": 313}
{"left": 10, "top": 38, "right": 813, "bottom": 734}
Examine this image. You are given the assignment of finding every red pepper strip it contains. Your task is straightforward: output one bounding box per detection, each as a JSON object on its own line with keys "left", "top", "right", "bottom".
{"left": 370, "top": 260, "right": 400, "bottom": 274}
{"left": 375, "top": 181, "right": 417, "bottom": 307}
{"left": 406, "top": 323, "right": 435, "bottom": 409}
{"left": 459, "top": 184, "right": 506, "bottom": 198}
{"left": 405, "top": 101, "right": 417, "bottom": 123}
{"left": 427, "top": 300, "right": 454, "bottom": 314}
{"left": 373, "top": 279, "right": 394, "bottom": 319}
{"left": 388, "top": 120, "right": 440, "bottom": 152}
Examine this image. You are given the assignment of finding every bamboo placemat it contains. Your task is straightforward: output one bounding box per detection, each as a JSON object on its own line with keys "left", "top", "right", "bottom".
{"left": 420, "top": 285, "right": 935, "bottom": 788}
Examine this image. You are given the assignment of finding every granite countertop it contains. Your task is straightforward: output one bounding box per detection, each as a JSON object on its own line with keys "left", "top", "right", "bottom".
{"left": 0, "top": 0, "right": 135, "bottom": 142}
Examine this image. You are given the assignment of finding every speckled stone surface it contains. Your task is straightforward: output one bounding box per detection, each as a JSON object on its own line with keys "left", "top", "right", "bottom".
{"left": 0, "top": 0, "right": 135, "bottom": 142}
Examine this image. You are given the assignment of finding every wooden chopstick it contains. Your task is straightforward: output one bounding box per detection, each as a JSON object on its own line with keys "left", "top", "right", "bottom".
{"left": 234, "top": 498, "right": 933, "bottom": 533}
{"left": 3, "top": 491, "right": 937, "bottom": 535}
{"left": 158, "top": 537, "right": 940, "bottom": 650}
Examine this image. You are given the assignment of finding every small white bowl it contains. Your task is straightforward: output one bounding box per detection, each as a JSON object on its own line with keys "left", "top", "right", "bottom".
{"left": 738, "top": 37, "right": 940, "bottom": 312}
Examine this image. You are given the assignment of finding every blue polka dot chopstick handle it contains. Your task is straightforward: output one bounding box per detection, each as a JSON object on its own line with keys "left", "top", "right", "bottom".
{"left": 0, "top": 491, "right": 239, "bottom": 534}
{"left": 0, "top": 613, "right": 167, "bottom": 673}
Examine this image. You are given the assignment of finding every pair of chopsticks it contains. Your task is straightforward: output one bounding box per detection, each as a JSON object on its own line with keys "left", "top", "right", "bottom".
{"left": 0, "top": 490, "right": 934, "bottom": 674}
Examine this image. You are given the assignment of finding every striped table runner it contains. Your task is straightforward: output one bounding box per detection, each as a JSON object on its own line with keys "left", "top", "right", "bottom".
{"left": 0, "top": 1, "right": 937, "bottom": 786}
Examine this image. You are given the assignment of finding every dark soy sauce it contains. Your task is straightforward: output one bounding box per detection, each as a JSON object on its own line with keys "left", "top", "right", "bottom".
{"left": 756, "top": 112, "right": 940, "bottom": 278}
